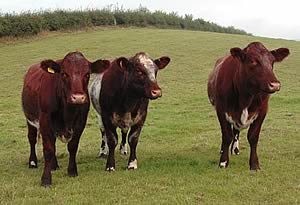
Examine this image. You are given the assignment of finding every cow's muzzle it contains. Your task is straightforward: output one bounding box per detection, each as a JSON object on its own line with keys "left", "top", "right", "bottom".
{"left": 268, "top": 82, "right": 281, "bottom": 93}
{"left": 70, "top": 94, "right": 87, "bottom": 104}
{"left": 151, "top": 89, "right": 162, "bottom": 99}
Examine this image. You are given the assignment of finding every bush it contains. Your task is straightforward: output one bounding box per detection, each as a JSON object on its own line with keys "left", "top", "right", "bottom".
{"left": 0, "top": 6, "right": 251, "bottom": 38}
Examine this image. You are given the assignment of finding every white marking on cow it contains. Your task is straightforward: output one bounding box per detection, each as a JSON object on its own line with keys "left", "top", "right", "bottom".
{"left": 90, "top": 74, "right": 104, "bottom": 115}
{"left": 106, "top": 167, "right": 115, "bottom": 171}
{"left": 220, "top": 161, "right": 227, "bottom": 168}
{"left": 128, "top": 128, "right": 140, "bottom": 144}
{"left": 27, "top": 119, "right": 39, "bottom": 130}
{"left": 225, "top": 109, "right": 258, "bottom": 130}
{"left": 99, "top": 142, "right": 109, "bottom": 157}
{"left": 240, "top": 108, "right": 248, "bottom": 125}
{"left": 120, "top": 143, "right": 128, "bottom": 155}
{"left": 30, "top": 161, "right": 36, "bottom": 167}
{"left": 232, "top": 140, "right": 239, "bottom": 155}
{"left": 137, "top": 53, "right": 156, "bottom": 82}
{"left": 128, "top": 159, "right": 138, "bottom": 170}
{"left": 57, "top": 135, "right": 72, "bottom": 143}
{"left": 112, "top": 112, "right": 143, "bottom": 133}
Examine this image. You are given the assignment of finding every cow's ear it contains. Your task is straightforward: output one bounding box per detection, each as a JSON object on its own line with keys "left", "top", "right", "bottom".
{"left": 154, "top": 56, "right": 170, "bottom": 70}
{"left": 40, "top": 60, "right": 61, "bottom": 74}
{"left": 230, "top": 47, "right": 247, "bottom": 62}
{"left": 271, "top": 48, "right": 290, "bottom": 62}
{"left": 91, "top": 59, "right": 110, "bottom": 74}
{"left": 116, "top": 57, "right": 129, "bottom": 72}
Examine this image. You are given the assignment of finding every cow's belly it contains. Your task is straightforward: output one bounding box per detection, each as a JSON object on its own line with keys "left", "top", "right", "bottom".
{"left": 111, "top": 112, "right": 143, "bottom": 133}
{"left": 225, "top": 108, "right": 258, "bottom": 130}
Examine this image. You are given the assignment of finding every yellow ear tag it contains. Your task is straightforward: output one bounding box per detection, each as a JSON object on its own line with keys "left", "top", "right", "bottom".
{"left": 47, "top": 67, "right": 55, "bottom": 74}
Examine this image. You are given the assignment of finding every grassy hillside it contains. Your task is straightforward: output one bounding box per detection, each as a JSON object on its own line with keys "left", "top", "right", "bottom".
{"left": 0, "top": 28, "right": 299, "bottom": 204}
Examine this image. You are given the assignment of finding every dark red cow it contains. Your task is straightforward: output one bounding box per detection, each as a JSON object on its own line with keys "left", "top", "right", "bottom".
{"left": 22, "top": 52, "right": 110, "bottom": 186}
{"left": 90, "top": 52, "right": 170, "bottom": 171}
{"left": 207, "top": 42, "right": 289, "bottom": 170}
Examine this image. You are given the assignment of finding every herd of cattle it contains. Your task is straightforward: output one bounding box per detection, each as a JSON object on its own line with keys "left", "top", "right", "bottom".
{"left": 21, "top": 42, "right": 289, "bottom": 186}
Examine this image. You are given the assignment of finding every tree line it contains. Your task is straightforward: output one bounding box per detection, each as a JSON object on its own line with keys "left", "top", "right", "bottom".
{"left": 0, "top": 6, "right": 251, "bottom": 38}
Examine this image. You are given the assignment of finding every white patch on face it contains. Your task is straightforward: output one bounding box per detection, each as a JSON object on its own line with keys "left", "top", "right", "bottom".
{"left": 219, "top": 161, "right": 227, "bottom": 168}
{"left": 128, "top": 159, "right": 138, "bottom": 170}
{"left": 120, "top": 143, "right": 128, "bottom": 155}
{"left": 137, "top": 54, "right": 156, "bottom": 82}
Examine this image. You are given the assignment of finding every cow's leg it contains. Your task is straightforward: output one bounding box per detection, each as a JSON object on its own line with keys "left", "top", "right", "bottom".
{"left": 99, "top": 128, "right": 109, "bottom": 158}
{"left": 105, "top": 128, "right": 118, "bottom": 171}
{"left": 231, "top": 128, "right": 240, "bottom": 155}
{"left": 51, "top": 137, "right": 59, "bottom": 171}
{"left": 247, "top": 113, "right": 266, "bottom": 170}
{"left": 40, "top": 114, "right": 55, "bottom": 186}
{"left": 120, "top": 130, "right": 128, "bottom": 155}
{"left": 127, "top": 125, "right": 142, "bottom": 170}
{"left": 27, "top": 122, "right": 38, "bottom": 168}
{"left": 217, "top": 110, "right": 234, "bottom": 168}
{"left": 67, "top": 136, "right": 80, "bottom": 177}
{"left": 97, "top": 114, "right": 108, "bottom": 158}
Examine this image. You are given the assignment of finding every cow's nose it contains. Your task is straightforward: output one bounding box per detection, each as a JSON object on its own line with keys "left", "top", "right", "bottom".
{"left": 71, "top": 94, "right": 86, "bottom": 104}
{"left": 269, "top": 82, "right": 281, "bottom": 92}
{"left": 151, "top": 89, "right": 162, "bottom": 98}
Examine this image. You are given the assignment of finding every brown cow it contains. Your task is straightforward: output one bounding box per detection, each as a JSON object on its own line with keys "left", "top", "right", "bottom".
{"left": 90, "top": 52, "right": 170, "bottom": 171}
{"left": 22, "top": 52, "right": 110, "bottom": 186}
{"left": 207, "top": 42, "right": 289, "bottom": 170}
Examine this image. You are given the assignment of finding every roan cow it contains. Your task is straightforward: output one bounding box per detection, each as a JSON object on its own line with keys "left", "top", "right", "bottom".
{"left": 90, "top": 52, "right": 170, "bottom": 171}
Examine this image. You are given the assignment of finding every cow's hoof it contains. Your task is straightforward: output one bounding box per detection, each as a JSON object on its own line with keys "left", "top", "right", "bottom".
{"left": 29, "top": 160, "right": 38, "bottom": 168}
{"left": 68, "top": 169, "right": 78, "bottom": 177}
{"left": 41, "top": 177, "right": 51, "bottom": 187}
{"left": 219, "top": 161, "right": 228, "bottom": 168}
{"left": 127, "top": 159, "right": 138, "bottom": 170}
{"left": 106, "top": 167, "right": 115, "bottom": 172}
{"left": 120, "top": 144, "right": 128, "bottom": 156}
{"left": 250, "top": 166, "right": 260, "bottom": 171}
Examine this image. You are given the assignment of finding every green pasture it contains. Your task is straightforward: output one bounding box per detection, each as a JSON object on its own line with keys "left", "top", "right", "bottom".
{"left": 0, "top": 28, "right": 299, "bottom": 204}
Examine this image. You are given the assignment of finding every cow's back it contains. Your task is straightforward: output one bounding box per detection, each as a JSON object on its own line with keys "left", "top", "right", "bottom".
{"left": 22, "top": 64, "right": 44, "bottom": 121}
{"left": 208, "top": 56, "right": 228, "bottom": 106}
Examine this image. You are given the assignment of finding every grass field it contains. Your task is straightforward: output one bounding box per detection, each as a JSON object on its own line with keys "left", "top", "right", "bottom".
{"left": 0, "top": 28, "right": 299, "bottom": 204}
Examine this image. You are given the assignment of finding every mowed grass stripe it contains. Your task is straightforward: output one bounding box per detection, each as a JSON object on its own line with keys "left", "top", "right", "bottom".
{"left": 0, "top": 28, "right": 299, "bottom": 204}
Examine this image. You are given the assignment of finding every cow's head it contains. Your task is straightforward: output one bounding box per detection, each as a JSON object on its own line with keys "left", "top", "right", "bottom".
{"left": 116, "top": 52, "right": 170, "bottom": 100}
{"left": 230, "top": 42, "right": 289, "bottom": 94}
{"left": 40, "top": 52, "right": 110, "bottom": 104}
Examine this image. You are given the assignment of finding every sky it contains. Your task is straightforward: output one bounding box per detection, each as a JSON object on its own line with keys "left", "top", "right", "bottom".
{"left": 0, "top": 0, "right": 299, "bottom": 40}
